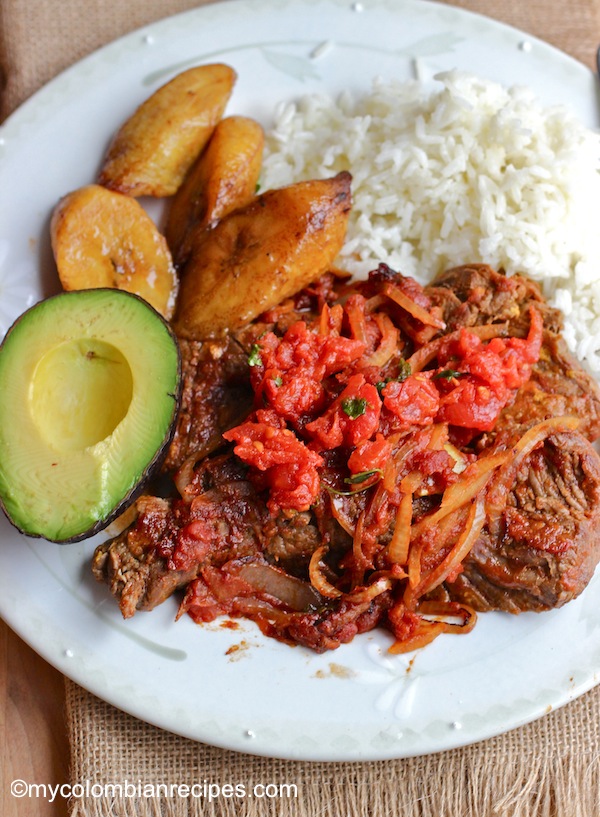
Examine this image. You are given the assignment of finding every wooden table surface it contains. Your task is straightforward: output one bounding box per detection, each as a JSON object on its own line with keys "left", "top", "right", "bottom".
{"left": 1, "top": 620, "right": 69, "bottom": 816}
{"left": 1, "top": 11, "right": 599, "bottom": 817}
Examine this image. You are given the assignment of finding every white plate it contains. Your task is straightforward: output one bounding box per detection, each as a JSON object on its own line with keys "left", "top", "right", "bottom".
{"left": 1, "top": 0, "right": 600, "bottom": 762}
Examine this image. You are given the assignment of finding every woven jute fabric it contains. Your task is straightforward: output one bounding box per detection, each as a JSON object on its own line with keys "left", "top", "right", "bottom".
{"left": 2, "top": 1, "right": 600, "bottom": 816}
{"left": 65, "top": 681, "right": 600, "bottom": 817}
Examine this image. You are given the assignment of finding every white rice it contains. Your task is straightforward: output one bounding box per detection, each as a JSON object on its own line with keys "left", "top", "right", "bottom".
{"left": 260, "top": 71, "right": 600, "bottom": 370}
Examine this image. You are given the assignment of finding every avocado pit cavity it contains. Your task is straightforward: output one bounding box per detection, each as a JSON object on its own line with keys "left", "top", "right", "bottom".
{"left": 30, "top": 338, "right": 134, "bottom": 452}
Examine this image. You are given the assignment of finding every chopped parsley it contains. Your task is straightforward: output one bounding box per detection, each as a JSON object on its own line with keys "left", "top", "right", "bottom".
{"left": 376, "top": 359, "right": 412, "bottom": 393}
{"left": 433, "top": 368, "right": 464, "bottom": 380}
{"left": 248, "top": 344, "right": 263, "bottom": 367}
{"left": 344, "top": 468, "right": 383, "bottom": 485}
{"left": 341, "top": 396, "right": 368, "bottom": 419}
{"left": 272, "top": 375, "right": 283, "bottom": 387}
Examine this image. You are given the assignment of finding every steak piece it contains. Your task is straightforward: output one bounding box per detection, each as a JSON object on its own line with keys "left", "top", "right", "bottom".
{"left": 93, "top": 262, "right": 600, "bottom": 646}
{"left": 427, "top": 266, "right": 600, "bottom": 611}
{"left": 91, "top": 496, "right": 194, "bottom": 618}
{"left": 162, "top": 336, "right": 254, "bottom": 473}
{"left": 427, "top": 265, "right": 600, "bottom": 442}
{"left": 263, "top": 511, "right": 322, "bottom": 576}
{"left": 447, "top": 429, "right": 600, "bottom": 612}
{"left": 93, "top": 455, "right": 267, "bottom": 617}
{"left": 426, "top": 263, "right": 562, "bottom": 335}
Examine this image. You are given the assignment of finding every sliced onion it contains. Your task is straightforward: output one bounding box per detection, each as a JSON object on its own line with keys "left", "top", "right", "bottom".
{"left": 364, "top": 313, "right": 400, "bottom": 368}
{"left": 237, "top": 563, "right": 323, "bottom": 612}
{"left": 329, "top": 493, "right": 358, "bottom": 537}
{"left": 388, "top": 621, "right": 447, "bottom": 653}
{"left": 407, "top": 539, "right": 422, "bottom": 589}
{"left": 399, "top": 470, "right": 424, "bottom": 494}
{"left": 486, "top": 415, "right": 581, "bottom": 537}
{"left": 364, "top": 294, "right": 386, "bottom": 312}
{"left": 233, "top": 597, "right": 296, "bottom": 627}
{"left": 308, "top": 546, "right": 343, "bottom": 599}
{"left": 427, "top": 422, "right": 449, "bottom": 451}
{"left": 382, "top": 284, "right": 445, "bottom": 329}
{"left": 410, "top": 450, "right": 509, "bottom": 539}
{"left": 352, "top": 511, "right": 368, "bottom": 581}
{"left": 346, "top": 576, "right": 393, "bottom": 604}
{"left": 418, "top": 601, "right": 477, "bottom": 633}
{"left": 388, "top": 601, "right": 476, "bottom": 654}
{"left": 174, "top": 451, "right": 201, "bottom": 500}
{"left": 345, "top": 297, "right": 369, "bottom": 344}
{"left": 319, "top": 302, "right": 344, "bottom": 337}
{"left": 382, "top": 456, "right": 398, "bottom": 492}
{"left": 444, "top": 442, "right": 468, "bottom": 474}
{"left": 412, "top": 495, "right": 485, "bottom": 598}
{"left": 387, "top": 491, "right": 413, "bottom": 565}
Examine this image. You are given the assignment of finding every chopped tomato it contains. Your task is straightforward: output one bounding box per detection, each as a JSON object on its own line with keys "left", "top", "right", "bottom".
{"left": 251, "top": 321, "right": 365, "bottom": 422}
{"left": 305, "top": 374, "right": 382, "bottom": 449}
{"left": 348, "top": 433, "right": 392, "bottom": 475}
{"left": 435, "top": 307, "right": 542, "bottom": 431}
{"left": 382, "top": 374, "right": 440, "bottom": 430}
{"left": 223, "top": 280, "right": 542, "bottom": 514}
{"left": 223, "top": 409, "right": 323, "bottom": 514}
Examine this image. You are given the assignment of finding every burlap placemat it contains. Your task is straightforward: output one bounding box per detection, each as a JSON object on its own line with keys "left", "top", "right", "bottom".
{"left": 2, "top": 1, "right": 600, "bottom": 816}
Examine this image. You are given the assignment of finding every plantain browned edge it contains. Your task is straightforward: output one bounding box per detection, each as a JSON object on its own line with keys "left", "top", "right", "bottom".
{"left": 0, "top": 288, "right": 183, "bottom": 545}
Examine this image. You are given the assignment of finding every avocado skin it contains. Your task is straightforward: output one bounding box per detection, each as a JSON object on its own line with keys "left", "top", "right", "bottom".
{"left": 0, "top": 288, "right": 182, "bottom": 544}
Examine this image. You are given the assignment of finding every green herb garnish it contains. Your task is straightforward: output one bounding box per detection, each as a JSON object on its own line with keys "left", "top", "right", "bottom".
{"left": 248, "top": 344, "right": 263, "bottom": 367}
{"left": 341, "top": 397, "right": 367, "bottom": 419}
{"left": 433, "top": 369, "right": 464, "bottom": 380}
{"left": 397, "top": 358, "right": 412, "bottom": 381}
{"left": 272, "top": 376, "right": 283, "bottom": 387}
{"left": 344, "top": 468, "right": 383, "bottom": 485}
{"left": 376, "top": 359, "right": 412, "bottom": 393}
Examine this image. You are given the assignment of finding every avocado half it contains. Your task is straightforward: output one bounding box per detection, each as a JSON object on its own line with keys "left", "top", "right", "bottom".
{"left": 0, "top": 288, "right": 181, "bottom": 543}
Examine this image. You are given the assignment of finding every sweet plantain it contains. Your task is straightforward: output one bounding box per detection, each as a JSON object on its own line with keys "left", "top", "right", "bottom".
{"left": 51, "top": 184, "right": 177, "bottom": 318}
{"left": 173, "top": 171, "right": 352, "bottom": 339}
{"left": 98, "top": 64, "right": 236, "bottom": 197}
{"left": 165, "top": 115, "right": 265, "bottom": 266}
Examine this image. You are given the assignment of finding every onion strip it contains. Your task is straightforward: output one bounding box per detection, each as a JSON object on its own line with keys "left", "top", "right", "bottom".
{"left": 352, "top": 511, "right": 368, "bottom": 580}
{"left": 364, "top": 313, "right": 399, "bottom": 368}
{"left": 388, "top": 602, "right": 477, "bottom": 654}
{"left": 328, "top": 494, "right": 357, "bottom": 537}
{"left": 411, "top": 495, "right": 485, "bottom": 598}
{"left": 387, "top": 492, "right": 413, "bottom": 565}
{"left": 237, "top": 563, "right": 323, "bottom": 612}
{"left": 308, "top": 546, "right": 343, "bottom": 599}
{"left": 345, "top": 576, "right": 393, "bottom": 604}
{"left": 410, "top": 450, "right": 508, "bottom": 539}
{"left": 382, "top": 284, "right": 445, "bottom": 329}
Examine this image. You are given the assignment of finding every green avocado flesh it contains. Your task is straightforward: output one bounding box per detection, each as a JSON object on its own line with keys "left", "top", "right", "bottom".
{"left": 0, "top": 289, "right": 180, "bottom": 543}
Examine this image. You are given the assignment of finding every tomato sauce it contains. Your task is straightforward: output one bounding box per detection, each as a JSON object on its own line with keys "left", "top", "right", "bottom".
{"left": 224, "top": 272, "right": 542, "bottom": 516}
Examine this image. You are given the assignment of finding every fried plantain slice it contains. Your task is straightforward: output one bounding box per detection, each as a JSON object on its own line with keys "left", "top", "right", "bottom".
{"left": 165, "top": 115, "right": 265, "bottom": 266}
{"left": 98, "top": 64, "right": 236, "bottom": 197}
{"left": 51, "top": 184, "right": 177, "bottom": 318}
{"left": 173, "top": 171, "right": 352, "bottom": 339}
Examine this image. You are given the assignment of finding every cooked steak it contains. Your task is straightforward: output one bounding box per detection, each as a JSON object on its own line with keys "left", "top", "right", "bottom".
{"left": 427, "top": 265, "right": 600, "bottom": 442}
{"left": 446, "top": 430, "right": 600, "bottom": 612}
{"left": 91, "top": 496, "right": 192, "bottom": 618}
{"left": 93, "top": 455, "right": 268, "bottom": 618}
{"left": 427, "top": 263, "right": 562, "bottom": 335}
{"left": 162, "top": 336, "right": 254, "bottom": 473}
